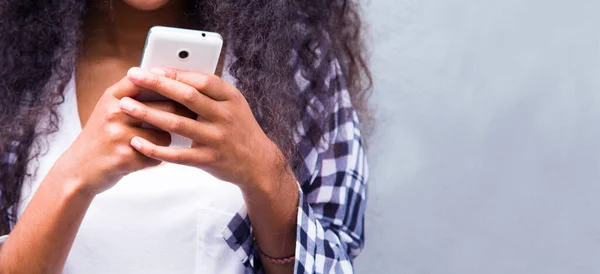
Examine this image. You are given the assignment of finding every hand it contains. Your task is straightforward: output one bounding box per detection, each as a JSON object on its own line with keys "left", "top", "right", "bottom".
{"left": 120, "top": 67, "right": 287, "bottom": 191}
{"left": 53, "top": 76, "right": 192, "bottom": 195}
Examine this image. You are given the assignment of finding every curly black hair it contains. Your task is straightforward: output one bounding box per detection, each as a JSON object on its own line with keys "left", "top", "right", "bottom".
{"left": 0, "top": 0, "right": 372, "bottom": 234}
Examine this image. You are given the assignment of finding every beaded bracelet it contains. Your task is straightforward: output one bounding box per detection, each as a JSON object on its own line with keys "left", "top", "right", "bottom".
{"left": 258, "top": 248, "right": 295, "bottom": 265}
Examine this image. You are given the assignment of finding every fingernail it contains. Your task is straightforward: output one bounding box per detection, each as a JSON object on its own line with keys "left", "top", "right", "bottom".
{"left": 131, "top": 137, "right": 142, "bottom": 150}
{"left": 150, "top": 67, "right": 166, "bottom": 76}
{"left": 128, "top": 67, "right": 146, "bottom": 81}
{"left": 119, "top": 98, "right": 135, "bottom": 113}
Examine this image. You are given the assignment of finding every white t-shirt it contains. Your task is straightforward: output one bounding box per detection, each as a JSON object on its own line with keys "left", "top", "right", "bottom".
{"left": 12, "top": 76, "right": 247, "bottom": 274}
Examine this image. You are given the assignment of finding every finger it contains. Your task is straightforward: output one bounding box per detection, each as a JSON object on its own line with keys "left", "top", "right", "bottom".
{"left": 143, "top": 100, "right": 196, "bottom": 120}
{"left": 120, "top": 97, "right": 219, "bottom": 143}
{"left": 107, "top": 76, "right": 142, "bottom": 99}
{"left": 131, "top": 127, "right": 172, "bottom": 147}
{"left": 130, "top": 137, "right": 216, "bottom": 166}
{"left": 128, "top": 128, "right": 171, "bottom": 170}
{"left": 98, "top": 95, "right": 142, "bottom": 125}
{"left": 134, "top": 154, "right": 162, "bottom": 170}
{"left": 127, "top": 67, "right": 220, "bottom": 120}
{"left": 125, "top": 100, "right": 195, "bottom": 127}
{"left": 155, "top": 67, "right": 233, "bottom": 101}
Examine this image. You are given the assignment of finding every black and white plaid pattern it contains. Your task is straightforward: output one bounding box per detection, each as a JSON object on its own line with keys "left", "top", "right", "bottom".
{"left": 1, "top": 53, "right": 367, "bottom": 274}
{"left": 222, "top": 55, "right": 368, "bottom": 273}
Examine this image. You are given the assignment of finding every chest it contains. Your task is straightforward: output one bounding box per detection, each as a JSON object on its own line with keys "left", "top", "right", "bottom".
{"left": 64, "top": 163, "right": 247, "bottom": 274}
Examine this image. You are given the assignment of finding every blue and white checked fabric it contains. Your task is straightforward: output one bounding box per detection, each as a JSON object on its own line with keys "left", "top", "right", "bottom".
{"left": 221, "top": 55, "right": 368, "bottom": 273}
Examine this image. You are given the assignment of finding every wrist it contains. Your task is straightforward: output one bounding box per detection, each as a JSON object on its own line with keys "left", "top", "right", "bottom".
{"left": 241, "top": 162, "right": 298, "bottom": 210}
{"left": 61, "top": 175, "right": 97, "bottom": 202}
{"left": 243, "top": 149, "right": 291, "bottom": 199}
{"left": 245, "top": 139, "right": 288, "bottom": 188}
{"left": 46, "top": 165, "right": 97, "bottom": 202}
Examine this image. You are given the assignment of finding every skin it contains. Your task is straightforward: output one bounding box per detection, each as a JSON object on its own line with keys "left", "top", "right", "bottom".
{"left": 0, "top": 0, "right": 298, "bottom": 273}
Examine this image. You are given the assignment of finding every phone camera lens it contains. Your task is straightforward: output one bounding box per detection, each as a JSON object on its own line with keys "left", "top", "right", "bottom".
{"left": 202, "top": 33, "right": 206, "bottom": 37}
{"left": 178, "top": 50, "right": 189, "bottom": 59}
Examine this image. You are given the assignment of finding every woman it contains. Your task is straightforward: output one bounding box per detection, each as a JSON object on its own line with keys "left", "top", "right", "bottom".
{"left": 0, "top": 0, "right": 370, "bottom": 273}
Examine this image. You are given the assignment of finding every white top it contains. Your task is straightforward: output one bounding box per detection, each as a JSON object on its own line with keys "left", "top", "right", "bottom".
{"left": 12, "top": 77, "right": 247, "bottom": 274}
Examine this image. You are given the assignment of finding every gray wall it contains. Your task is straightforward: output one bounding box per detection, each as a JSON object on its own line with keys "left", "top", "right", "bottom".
{"left": 355, "top": 0, "right": 600, "bottom": 273}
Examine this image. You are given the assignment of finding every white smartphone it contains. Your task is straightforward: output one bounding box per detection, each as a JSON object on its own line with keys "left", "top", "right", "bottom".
{"left": 138, "top": 26, "right": 223, "bottom": 147}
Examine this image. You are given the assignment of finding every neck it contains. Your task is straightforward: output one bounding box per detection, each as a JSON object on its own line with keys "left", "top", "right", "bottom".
{"left": 82, "top": 0, "right": 193, "bottom": 62}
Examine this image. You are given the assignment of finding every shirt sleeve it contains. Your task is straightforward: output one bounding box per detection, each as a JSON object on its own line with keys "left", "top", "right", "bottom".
{"left": 292, "top": 60, "right": 368, "bottom": 273}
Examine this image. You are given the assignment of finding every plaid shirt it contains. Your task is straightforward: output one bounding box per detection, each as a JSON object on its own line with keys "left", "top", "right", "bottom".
{"left": 1, "top": 53, "right": 367, "bottom": 274}
{"left": 222, "top": 53, "right": 368, "bottom": 273}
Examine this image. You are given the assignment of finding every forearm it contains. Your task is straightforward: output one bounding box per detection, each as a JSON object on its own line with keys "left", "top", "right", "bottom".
{"left": 242, "top": 165, "right": 299, "bottom": 274}
{"left": 0, "top": 169, "right": 94, "bottom": 274}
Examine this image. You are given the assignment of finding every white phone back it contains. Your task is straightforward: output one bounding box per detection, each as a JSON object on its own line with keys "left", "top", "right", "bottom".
{"left": 138, "top": 26, "right": 223, "bottom": 147}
